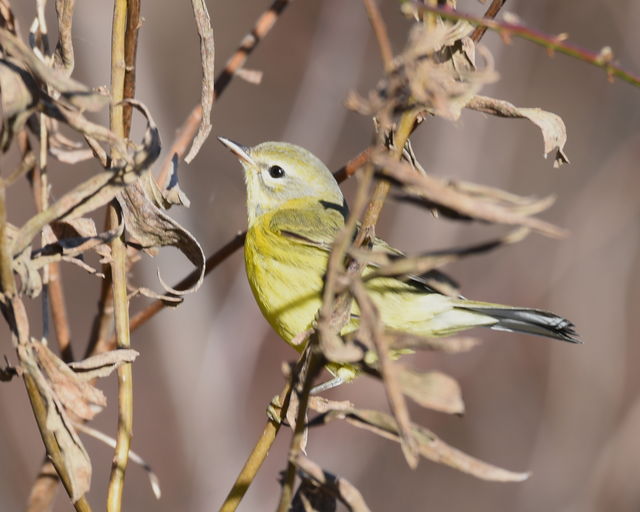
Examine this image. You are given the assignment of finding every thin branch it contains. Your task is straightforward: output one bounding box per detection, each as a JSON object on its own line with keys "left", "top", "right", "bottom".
{"left": 411, "top": 2, "right": 640, "bottom": 87}
{"left": 122, "top": 0, "right": 141, "bottom": 136}
{"left": 470, "top": 0, "right": 507, "bottom": 43}
{"left": 362, "top": 0, "right": 393, "bottom": 72}
{"left": 219, "top": 382, "right": 293, "bottom": 512}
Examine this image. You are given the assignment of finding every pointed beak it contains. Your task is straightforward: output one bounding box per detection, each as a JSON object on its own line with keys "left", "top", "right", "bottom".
{"left": 218, "top": 136, "right": 256, "bottom": 166}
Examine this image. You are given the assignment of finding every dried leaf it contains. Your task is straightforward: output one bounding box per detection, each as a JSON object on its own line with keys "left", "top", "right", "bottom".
{"left": 32, "top": 341, "right": 106, "bottom": 421}
{"left": 293, "top": 455, "right": 372, "bottom": 512}
{"left": 11, "top": 99, "right": 160, "bottom": 257}
{"left": 0, "top": 58, "right": 38, "bottom": 151}
{"left": 328, "top": 408, "right": 530, "bottom": 482}
{"left": 116, "top": 175, "right": 205, "bottom": 301}
{"left": 185, "top": 0, "right": 214, "bottom": 163}
{"left": 375, "top": 152, "right": 566, "bottom": 238}
{"left": 356, "top": 227, "right": 530, "bottom": 282}
{"left": 386, "top": 331, "right": 480, "bottom": 353}
{"left": 397, "top": 369, "right": 465, "bottom": 414}
{"left": 467, "top": 95, "right": 569, "bottom": 167}
{"left": 347, "top": 21, "right": 498, "bottom": 127}
{"left": 18, "top": 342, "right": 91, "bottom": 501}
{"left": 0, "top": 27, "right": 107, "bottom": 111}
{"left": 68, "top": 348, "right": 138, "bottom": 380}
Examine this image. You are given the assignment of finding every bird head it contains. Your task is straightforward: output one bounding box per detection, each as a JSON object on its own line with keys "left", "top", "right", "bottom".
{"left": 218, "top": 137, "right": 344, "bottom": 224}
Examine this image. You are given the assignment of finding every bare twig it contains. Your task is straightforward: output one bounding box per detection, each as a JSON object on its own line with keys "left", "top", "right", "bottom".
{"left": 122, "top": 0, "right": 141, "bottom": 136}
{"left": 362, "top": 0, "right": 393, "bottom": 72}
{"left": 470, "top": 0, "right": 507, "bottom": 43}
{"left": 411, "top": 2, "right": 640, "bottom": 87}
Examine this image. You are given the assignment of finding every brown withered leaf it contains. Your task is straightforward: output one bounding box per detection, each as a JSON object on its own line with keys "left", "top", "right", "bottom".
{"left": 68, "top": 348, "right": 139, "bottom": 380}
{"left": 292, "top": 455, "right": 372, "bottom": 512}
{"left": 375, "top": 152, "right": 566, "bottom": 238}
{"left": 386, "top": 331, "right": 480, "bottom": 353}
{"left": 185, "top": 0, "right": 214, "bottom": 163}
{"left": 326, "top": 408, "right": 530, "bottom": 482}
{"left": 0, "top": 58, "right": 38, "bottom": 151}
{"left": 467, "top": 95, "right": 569, "bottom": 167}
{"left": 17, "top": 341, "right": 91, "bottom": 501}
{"left": 347, "top": 21, "right": 497, "bottom": 127}
{"left": 32, "top": 341, "right": 106, "bottom": 421}
{"left": 355, "top": 227, "right": 530, "bottom": 282}
{"left": 397, "top": 368, "right": 465, "bottom": 414}
{"left": 0, "top": 27, "right": 108, "bottom": 111}
{"left": 116, "top": 174, "right": 205, "bottom": 302}
{"left": 11, "top": 99, "right": 160, "bottom": 257}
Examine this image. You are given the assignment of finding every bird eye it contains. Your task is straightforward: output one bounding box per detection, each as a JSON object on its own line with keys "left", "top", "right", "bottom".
{"left": 268, "top": 165, "right": 285, "bottom": 178}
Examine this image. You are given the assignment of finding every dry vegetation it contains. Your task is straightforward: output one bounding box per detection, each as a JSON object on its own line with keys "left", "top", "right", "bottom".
{"left": 0, "top": 1, "right": 638, "bottom": 511}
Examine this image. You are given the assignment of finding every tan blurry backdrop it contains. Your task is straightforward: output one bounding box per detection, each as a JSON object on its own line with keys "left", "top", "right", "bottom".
{"left": 2, "top": 1, "right": 640, "bottom": 511}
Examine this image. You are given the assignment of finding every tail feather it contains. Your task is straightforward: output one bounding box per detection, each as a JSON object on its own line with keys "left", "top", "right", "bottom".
{"left": 460, "top": 304, "right": 580, "bottom": 343}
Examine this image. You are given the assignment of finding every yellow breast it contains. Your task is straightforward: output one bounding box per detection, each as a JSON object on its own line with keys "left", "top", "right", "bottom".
{"left": 244, "top": 212, "right": 327, "bottom": 348}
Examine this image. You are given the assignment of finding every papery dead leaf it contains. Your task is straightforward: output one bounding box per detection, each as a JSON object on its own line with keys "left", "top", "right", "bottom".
{"left": 397, "top": 368, "right": 465, "bottom": 414}
{"left": 32, "top": 341, "right": 106, "bottom": 421}
{"left": 375, "top": 152, "right": 566, "bottom": 237}
{"left": 116, "top": 176, "right": 205, "bottom": 301}
{"left": 386, "top": 331, "right": 480, "bottom": 353}
{"left": 185, "top": 0, "right": 214, "bottom": 163}
{"left": 0, "top": 27, "right": 107, "bottom": 111}
{"left": 68, "top": 348, "right": 138, "bottom": 380}
{"left": 467, "top": 94, "right": 569, "bottom": 167}
{"left": 0, "top": 58, "right": 38, "bottom": 151}
{"left": 327, "top": 408, "right": 530, "bottom": 482}
{"left": 18, "top": 341, "right": 91, "bottom": 501}
{"left": 11, "top": 99, "right": 160, "bottom": 257}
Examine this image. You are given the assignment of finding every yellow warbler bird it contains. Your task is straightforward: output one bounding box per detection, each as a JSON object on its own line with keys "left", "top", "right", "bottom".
{"left": 219, "top": 137, "right": 578, "bottom": 385}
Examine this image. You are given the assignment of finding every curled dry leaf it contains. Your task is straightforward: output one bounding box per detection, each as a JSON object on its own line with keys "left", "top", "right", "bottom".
{"left": 116, "top": 174, "right": 205, "bottom": 302}
{"left": 0, "top": 58, "right": 38, "bottom": 151}
{"left": 467, "top": 94, "right": 569, "bottom": 167}
{"left": 11, "top": 99, "right": 160, "bottom": 257}
{"left": 326, "top": 408, "right": 530, "bottom": 482}
{"left": 185, "top": 0, "right": 214, "bottom": 163}
{"left": 0, "top": 27, "right": 108, "bottom": 111}
{"left": 375, "top": 151, "right": 566, "bottom": 238}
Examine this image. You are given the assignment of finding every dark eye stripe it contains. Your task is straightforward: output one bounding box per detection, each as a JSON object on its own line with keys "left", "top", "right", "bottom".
{"left": 268, "top": 165, "right": 285, "bottom": 178}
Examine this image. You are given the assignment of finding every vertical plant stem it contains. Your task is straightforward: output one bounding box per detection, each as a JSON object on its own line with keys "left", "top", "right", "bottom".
{"left": 106, "top": 0, "right": 133, "bottom": 510}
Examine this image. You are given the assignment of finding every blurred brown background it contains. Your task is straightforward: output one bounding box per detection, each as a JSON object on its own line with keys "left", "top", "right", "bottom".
{"left": 2, "top": 1, "right": 640, "bottom": 510}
